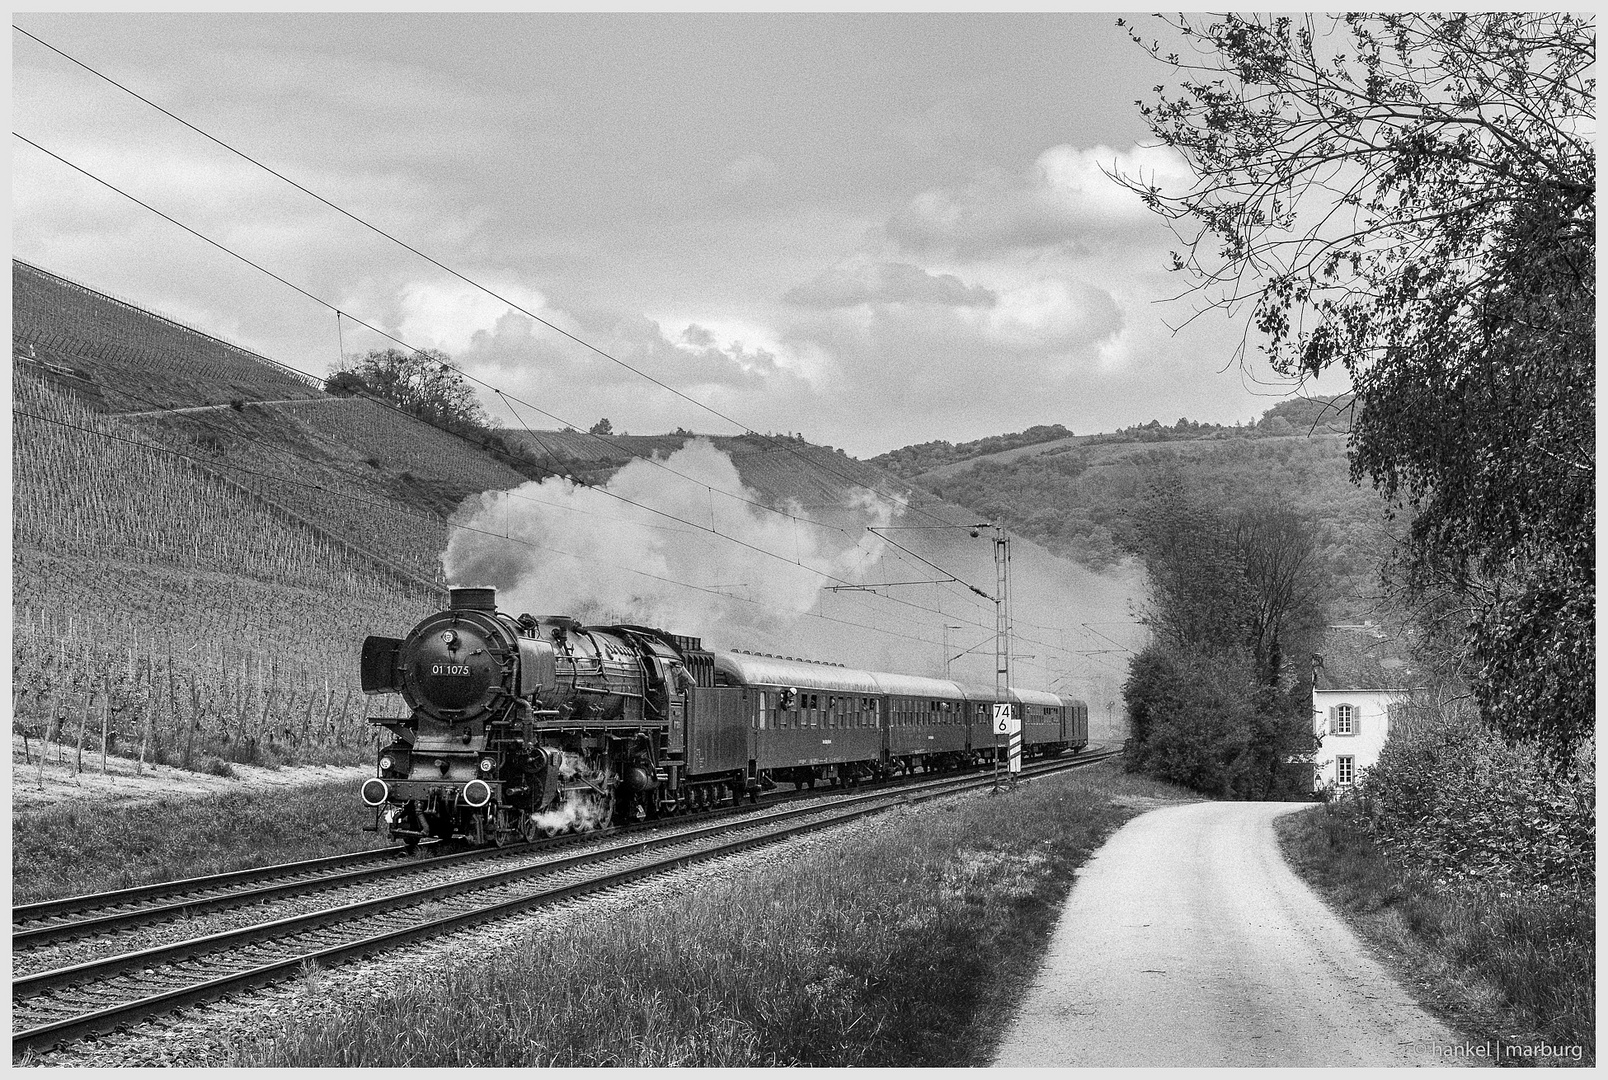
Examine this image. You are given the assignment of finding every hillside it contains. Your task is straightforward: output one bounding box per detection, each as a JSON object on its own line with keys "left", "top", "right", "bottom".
{"left": 11, "top": 261, "right": 550, "bottom": 767}
{"left": 866, "top": 424, "right": 1077, "bottom": 480}
{"left": 872, "top": 401, "right": 1389, "bottom": 623}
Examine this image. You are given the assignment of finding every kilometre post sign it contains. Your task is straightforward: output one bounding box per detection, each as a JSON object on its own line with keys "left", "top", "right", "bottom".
{"left": 992, "top": 703, "right": 1019, "bottom": 735}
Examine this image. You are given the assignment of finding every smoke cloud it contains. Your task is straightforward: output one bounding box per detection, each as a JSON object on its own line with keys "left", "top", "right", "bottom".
{"left": 441, "top": 439, "right": 899, "bottom": 640}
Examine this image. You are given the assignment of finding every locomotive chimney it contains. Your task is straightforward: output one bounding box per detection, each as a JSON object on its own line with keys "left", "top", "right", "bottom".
{"left": 449, "top": 586, "right": 497, "bottom": 612}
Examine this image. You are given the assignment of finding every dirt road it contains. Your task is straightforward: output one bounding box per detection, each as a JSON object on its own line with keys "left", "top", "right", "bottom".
{"left": 992, "top": 801, "right": 1467, "bottom": 1067}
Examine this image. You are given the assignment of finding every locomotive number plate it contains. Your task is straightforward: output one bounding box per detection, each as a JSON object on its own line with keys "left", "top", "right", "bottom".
{"left": 431, "top": 664, "right": 472, "bottom": 676}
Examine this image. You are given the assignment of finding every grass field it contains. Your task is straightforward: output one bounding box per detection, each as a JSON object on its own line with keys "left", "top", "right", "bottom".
{"left": 1277, "top": 804, "right": 1594, "bottom": 1066}
{"left": 11, "top": 776, "right": 384, "bottom": 905}
{"left": 233, "top": 760, "right": 1190, "bottom": 1067}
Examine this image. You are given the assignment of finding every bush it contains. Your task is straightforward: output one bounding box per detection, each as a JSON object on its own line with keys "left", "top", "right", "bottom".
{"left": 201, "top": 755, "right": 237, "bottom": 778}
{"left": 1124, "top": 642, "right": 1314, "bottom": 800}
{"left": 1359, "top": 704, "right": 1593, "bottom": 890}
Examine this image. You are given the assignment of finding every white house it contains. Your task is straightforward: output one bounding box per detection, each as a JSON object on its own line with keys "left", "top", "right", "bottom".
{"left": 1312, "top": 687, "right": 1407, "bottom": 792}
{"left": 1310, "top": 626, "right": 1416, "bottom": 794}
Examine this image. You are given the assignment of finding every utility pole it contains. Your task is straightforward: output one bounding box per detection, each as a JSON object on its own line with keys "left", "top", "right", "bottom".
{"left": 942, "top": 625, "right": 963, "bottom": 678}
{"left": 991, "top": 521, "right": 1016, "bottom": 789}
{"left": 863, "top": 520, "right": 1016, "bottom": 786}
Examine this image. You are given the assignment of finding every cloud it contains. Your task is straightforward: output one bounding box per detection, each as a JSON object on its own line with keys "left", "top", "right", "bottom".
{"left": 967, "top": 277, "right": 1123, "bottom": 353}
{"left": 783, "top": 260, "right": 996, "bottom": 309}
{"left": 721, "top": 153, "right": 779, "bottom": 188}
{"left": 884, "top": 143, "right": 1192, "bottom": 258}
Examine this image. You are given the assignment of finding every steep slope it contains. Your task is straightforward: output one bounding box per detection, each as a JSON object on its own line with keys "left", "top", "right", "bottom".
{"left": 10, "top": 261, "right": 540, "bottom": 765}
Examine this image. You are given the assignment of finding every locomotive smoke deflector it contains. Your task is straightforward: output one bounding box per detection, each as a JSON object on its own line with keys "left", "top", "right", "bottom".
{"left": 360, "top": 635, "right": 404, "bottom": 694}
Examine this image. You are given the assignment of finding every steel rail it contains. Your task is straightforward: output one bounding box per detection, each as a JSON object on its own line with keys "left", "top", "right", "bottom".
{"left": 12, "top": 750, "right": 1114, "bottom": 1054}
{"left": 12, "top": 844, "right": 424, "bottom": 925}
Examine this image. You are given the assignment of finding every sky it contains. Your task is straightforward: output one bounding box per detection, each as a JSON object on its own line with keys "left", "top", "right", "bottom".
{"left": 11, "top": 12, "right": 1345, "bottom": 459}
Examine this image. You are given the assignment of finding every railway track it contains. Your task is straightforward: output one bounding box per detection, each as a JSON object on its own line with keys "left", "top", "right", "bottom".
{"left": 13, "top": 748, "right": 1116, "bottom": 1055}
{"left": 13, "top": 750, "right": 1097, "bottom": 950}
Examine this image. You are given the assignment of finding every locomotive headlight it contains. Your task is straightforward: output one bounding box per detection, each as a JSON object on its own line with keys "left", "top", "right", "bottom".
{"left": 479, "top": 757, "right": 496, "bottom": 773}
{"left": 378, "top": 753, "right": 395, "bottom": 772}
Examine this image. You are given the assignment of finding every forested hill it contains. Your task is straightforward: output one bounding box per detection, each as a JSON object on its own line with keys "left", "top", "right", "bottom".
{"left": 865, "top": 424, "right": 1077, "bottom": 478}
{"left": 875, "top": 396, "right": 1387, "bottom": 623}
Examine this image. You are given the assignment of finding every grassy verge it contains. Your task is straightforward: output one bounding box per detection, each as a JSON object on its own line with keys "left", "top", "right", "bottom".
{"left": 1277, "top": 804, "right": 1594, "bottom": 1066}
{"left": 235, "top": 761, "right": 1190, "bottom": 1067}
{"left": 11, "top": 777, "right": 385, "bottom": 904}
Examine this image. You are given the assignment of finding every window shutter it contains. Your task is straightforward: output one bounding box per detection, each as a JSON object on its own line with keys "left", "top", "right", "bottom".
{"left": 1327, "top": 705, "right": 1336, "bottom": 734}
{"left": 1353, "top": 705, "right": 1362, "bottom": 738}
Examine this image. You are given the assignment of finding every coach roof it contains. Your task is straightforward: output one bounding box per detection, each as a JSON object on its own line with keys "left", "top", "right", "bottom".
{"left": 712, "top": 651, "right": 881, "bottom": 695}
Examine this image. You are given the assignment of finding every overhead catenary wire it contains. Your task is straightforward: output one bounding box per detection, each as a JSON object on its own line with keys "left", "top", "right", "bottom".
{"left": 16, "top": 125, "right": 997, "bottom": 625}
{"left": 12, "top": 132, "right": 1099, "bottom": 684}
{"left": 12, "top": 131, "right": 1051, "bottom": 656}
{"left": 10, "top": 21, "right": 1017, "bottom": 593}
{"left": 10, "top": 32, "right": 1122, "bottom": 680}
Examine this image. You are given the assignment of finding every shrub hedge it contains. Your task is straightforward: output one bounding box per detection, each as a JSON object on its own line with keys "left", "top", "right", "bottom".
{"left": 1358, "top": 704, "right": 1593, "bottom": 890}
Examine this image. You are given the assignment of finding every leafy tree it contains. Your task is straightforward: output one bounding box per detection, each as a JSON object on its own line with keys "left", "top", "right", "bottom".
{"left": 588, "top": 418, "right": 614, "bottom": 436}
{"left": 323, "top": 369, "right": 367, "bottom": 397}
{"left": 1127, "top": 456, "right": 1329, "bottom": 685}
{"left": 1122, "top": 642, "right": 1312, "bottom": 799}
{"left": 1122, "top": 456, "right": 1329, "bottom": 798}
{"left": 335, "top": 348, "right": 488, "bottom": 431}
{"left": 1119, "top": 13, "right": 1594, "bottom": 762}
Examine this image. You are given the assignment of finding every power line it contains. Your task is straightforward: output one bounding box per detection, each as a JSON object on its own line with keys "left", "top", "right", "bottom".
{"left": 10, "top": 22, "right": 1014, "bottom": 591}
{"left": 13, "top": 132, "right": 1037, "bottom": 652}
{"left": 11, "top": 34, "right": 1107, "bottom": 672}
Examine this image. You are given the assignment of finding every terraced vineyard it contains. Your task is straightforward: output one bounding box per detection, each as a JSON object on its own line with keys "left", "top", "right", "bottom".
{"left": 13, "top": 366, "right": 439, "bottom": 768}
{"left": 10, "top": 261, "right": 530, "bottom": 769}
{"left": 13, "top": 261, "right": 324, "bottom": 412}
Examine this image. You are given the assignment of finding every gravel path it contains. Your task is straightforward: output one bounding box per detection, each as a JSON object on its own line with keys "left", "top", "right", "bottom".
{"left": 992, "top": 801, "right": 1471, "bottom": 1068}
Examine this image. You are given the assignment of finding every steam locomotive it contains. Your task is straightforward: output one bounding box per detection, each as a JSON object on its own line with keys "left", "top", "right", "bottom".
{"left": 359, "top": 586, "right": 1088, "bottom": 847}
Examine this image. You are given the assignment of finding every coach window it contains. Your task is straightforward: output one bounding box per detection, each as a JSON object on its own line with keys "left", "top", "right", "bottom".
{"left": 756, "top": 691, "right": 768, "bottom": 730}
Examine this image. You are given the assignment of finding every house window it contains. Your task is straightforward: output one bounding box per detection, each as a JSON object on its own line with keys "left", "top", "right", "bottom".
{"left": 1334, "top": 704, "right": 1355, "bottom": 735}
{"left": 1336, "top": 756, "right": 1355, "bottom": 787}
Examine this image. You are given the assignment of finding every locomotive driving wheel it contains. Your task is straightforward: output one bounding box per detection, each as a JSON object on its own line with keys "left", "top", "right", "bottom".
{"left": 518, "top": 813, "right": 543, "bottom": 843}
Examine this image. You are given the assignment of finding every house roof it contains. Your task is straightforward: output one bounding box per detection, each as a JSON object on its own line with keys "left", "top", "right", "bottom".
{"left": 1310, "top": 624, "right": 1414, "bottom": 690}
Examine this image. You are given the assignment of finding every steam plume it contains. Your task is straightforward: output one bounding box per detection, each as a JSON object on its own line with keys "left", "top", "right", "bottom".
{"left": 442, "top": 439, "right": 897, "bottom": 639}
